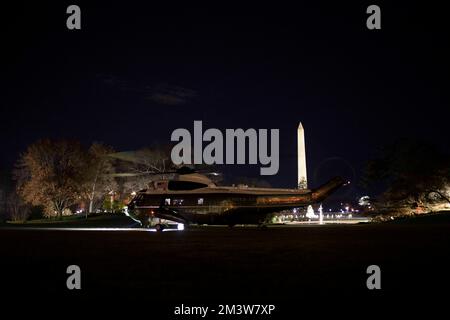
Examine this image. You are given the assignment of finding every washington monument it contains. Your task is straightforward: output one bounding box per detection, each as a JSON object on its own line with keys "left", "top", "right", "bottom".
{"left": 298, "top": 122, "right": 308, "bottom": 189}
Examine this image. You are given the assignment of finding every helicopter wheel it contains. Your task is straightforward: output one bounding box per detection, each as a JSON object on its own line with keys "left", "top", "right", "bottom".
{"left": 141, "top": 220, "right": 150, "bottom": 229}
{"left": 155, "top": 224, "right": 164, "bottom": 232}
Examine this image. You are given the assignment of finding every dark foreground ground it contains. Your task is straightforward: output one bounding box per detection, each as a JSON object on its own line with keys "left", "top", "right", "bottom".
{"left": 1, "top": 217, "right": 450, "bottom": 317}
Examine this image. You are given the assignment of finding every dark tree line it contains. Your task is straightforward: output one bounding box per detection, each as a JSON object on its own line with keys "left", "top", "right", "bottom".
{"left": 362, "top": 139, "right": 450, "bottom": 212}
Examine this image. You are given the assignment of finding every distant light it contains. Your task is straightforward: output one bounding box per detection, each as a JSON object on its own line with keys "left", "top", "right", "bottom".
{"left": 177, "top": 223, "right": 185, "bottom": 231}
{"left": 131, "top": 191, "right": 137, "bottom": 196}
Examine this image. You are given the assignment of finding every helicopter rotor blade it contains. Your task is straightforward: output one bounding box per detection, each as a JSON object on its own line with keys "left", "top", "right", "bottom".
{"left": 107, "top": 151, "right": 152, "bottom": 165}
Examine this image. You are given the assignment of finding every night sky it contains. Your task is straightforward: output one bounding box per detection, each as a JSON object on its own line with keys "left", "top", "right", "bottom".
{"left": 1, "top": 2, "right": 449, "bottom": 199}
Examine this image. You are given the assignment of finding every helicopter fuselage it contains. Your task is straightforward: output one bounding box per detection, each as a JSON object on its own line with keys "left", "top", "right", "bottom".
{"left": 127, "top": 176, "right": 345, "bottom": 226}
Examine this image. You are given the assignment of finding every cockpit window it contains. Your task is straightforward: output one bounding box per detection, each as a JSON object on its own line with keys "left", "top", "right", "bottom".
{"left": 168, "top": 181, "right": 208, "bottom": 191}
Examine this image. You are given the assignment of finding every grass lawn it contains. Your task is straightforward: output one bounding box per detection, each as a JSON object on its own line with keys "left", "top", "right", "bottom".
{"left": 1, "top": 213, "right": 139, "bottom": 228}
{"left": 386, "top": 210, "right": 450, "bottom": 224}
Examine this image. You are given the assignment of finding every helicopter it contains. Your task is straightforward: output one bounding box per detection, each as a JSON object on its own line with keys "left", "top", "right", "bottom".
{"left": 124, "top": 166, "right": 346, "bottom": 231}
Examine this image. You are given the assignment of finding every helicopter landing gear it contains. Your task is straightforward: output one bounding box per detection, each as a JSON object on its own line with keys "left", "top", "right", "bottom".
{"left": 141, "top": 219, "right": 150, "bottom": 229}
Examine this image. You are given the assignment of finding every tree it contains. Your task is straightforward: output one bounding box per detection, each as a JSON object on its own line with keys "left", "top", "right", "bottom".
{"left": 79, "top": 143, "right": 117, "bottom": 216}
{"left": 112, "top": 146, "right": 176, "bottom": 194}
{"left": 362, "top": 139, "right": 450, "bottom": 209}
{"left": 123, "top": 147, "right": 173, "bottom": 174}
{"left": 0, "top": 169, "right": 9, "bottom": 222}
{"left": 298, "top": 177, "right": 307, "bottom": 189}
{"left": 15, "top": 139, "right": 86, "bottom": 219}
{"left": 6, "top": 191, "right": 30, "bottom": 222}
